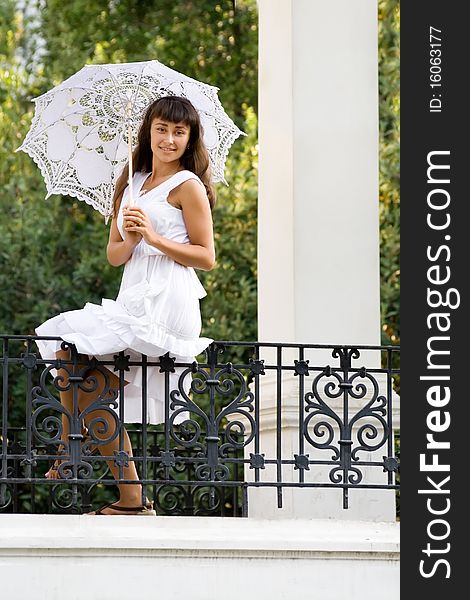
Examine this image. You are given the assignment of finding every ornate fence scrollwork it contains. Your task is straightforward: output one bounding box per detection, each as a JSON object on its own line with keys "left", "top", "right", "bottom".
{"left": 302, "top": 347, "right": 398, "bottom": 508}
{"left": 0, "top": 335, "right": 399, "bottom": 515}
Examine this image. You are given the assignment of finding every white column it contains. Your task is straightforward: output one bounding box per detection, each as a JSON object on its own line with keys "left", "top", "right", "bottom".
{"left": 259, "top": 0, "right": 380, "bottom": 349}
{"left": 252, "top": 0, "right": 399, "bottom": 521}
{"left": 258, "top": 0, "right": 295, "bottom": 345}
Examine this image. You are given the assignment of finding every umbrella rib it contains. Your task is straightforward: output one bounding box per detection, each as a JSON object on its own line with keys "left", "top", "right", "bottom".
{"left": 104, "top": 66, "right": 132, "bottom": 124}
{"left": 75, "top": 119, "right": 114, "bottom": 149}
{"left": 35, "top": 83, "right": 108, "bottom": 102}
{"left": 20, "top": 105, "right": 116, "bottom": 147}
{"left": 130, "top": 62, "right": 147, "bottom": 118}
{"left": 49, "top": 120, "right": 119, "bottom": 191}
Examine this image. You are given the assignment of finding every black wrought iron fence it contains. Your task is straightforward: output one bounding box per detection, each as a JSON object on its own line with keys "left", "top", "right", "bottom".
{"left": 0, "top": 335, "right": 400, "bottom": 515}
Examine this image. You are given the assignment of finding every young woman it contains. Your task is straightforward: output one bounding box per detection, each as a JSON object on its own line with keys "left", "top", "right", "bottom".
{"left": 35, "top": 96, "right": 216, "bottom": 515}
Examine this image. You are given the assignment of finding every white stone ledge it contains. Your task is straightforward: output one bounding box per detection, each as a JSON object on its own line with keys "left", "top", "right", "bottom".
{"left": 0, "top": 515, "right": 399, "bottom": 600}
{"left": 0, "top": 515, "right": 399, "bottom": 559}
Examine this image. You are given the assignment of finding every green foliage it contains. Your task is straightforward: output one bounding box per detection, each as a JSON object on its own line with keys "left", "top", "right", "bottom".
{"left": 39, "top": 0, "right": 257, "bottom": 128}
{"left": 378, "top": 5, "right": 400, "bottom": 517}
{"left": 0, "top": 0, "right": 258, "bottom": 353}
{"left": 378, "top": 0, "right": 400, "bottom": 347}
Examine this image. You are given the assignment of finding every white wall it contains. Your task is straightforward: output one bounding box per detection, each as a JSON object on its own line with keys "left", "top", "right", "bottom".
{"left": 0, "top": 515, "right": 399, "bottom": 600}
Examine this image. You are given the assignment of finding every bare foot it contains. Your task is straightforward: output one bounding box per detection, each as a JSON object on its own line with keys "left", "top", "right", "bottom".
{"left": 45, "top": 459, "right": 63, "bottom": 480}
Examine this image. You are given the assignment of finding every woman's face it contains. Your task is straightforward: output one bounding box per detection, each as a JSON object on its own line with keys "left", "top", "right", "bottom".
{"left": 150, "top": 117, "right": 191, "bottom": 164}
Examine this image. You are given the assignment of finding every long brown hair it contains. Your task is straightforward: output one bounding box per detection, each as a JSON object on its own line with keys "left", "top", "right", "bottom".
{"left": 112, "top": 96, "right": 216, "bottom": 217}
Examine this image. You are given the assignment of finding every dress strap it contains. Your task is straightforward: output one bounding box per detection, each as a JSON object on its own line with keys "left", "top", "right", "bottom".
{"left": 164, "top": 170, "right": 205, "bottom": 195}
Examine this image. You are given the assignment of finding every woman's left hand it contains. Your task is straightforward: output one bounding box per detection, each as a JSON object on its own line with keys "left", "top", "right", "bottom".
{"left": 122, "top": 206, "right": 160, "bottom": 246}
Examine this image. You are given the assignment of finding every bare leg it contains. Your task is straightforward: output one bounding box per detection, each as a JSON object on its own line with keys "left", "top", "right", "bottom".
{"left": 46, "top": 349, "right": 148, "bottom": 514}
{"left": 45, "top": 349, "right": 75, "bottom": 479}
{"left": 77, "top": 362, "right": 146, "bottom": 513}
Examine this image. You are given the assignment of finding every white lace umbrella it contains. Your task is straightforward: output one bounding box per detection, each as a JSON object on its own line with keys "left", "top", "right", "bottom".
{"left": 18, "top": 60, "right": 244, "bottom": 222}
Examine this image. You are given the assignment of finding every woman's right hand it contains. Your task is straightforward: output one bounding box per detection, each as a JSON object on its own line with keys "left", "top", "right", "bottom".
{"left": 122, "top": 206, "right": 143, "bottom": 247}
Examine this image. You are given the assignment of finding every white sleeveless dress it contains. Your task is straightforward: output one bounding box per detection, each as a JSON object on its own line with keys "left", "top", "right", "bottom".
{"left": 35, "top": 170, "right": 213, "bottom": 424}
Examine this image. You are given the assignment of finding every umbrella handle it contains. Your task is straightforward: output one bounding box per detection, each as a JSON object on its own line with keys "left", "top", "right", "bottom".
{"left": 127, "top": 123, "right": 134, "bottom": 206}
